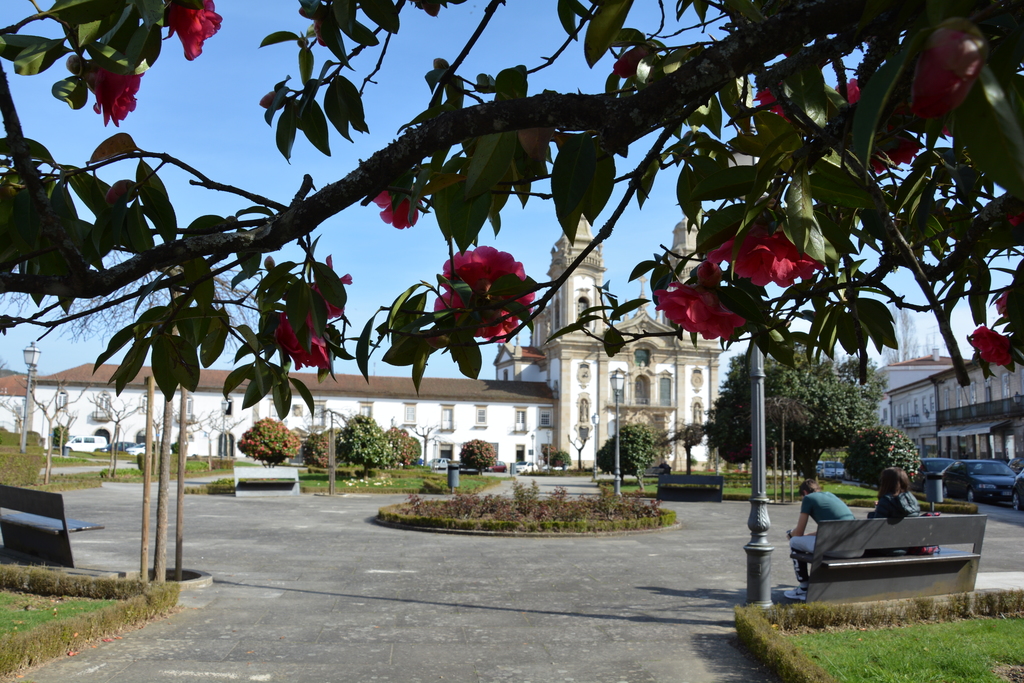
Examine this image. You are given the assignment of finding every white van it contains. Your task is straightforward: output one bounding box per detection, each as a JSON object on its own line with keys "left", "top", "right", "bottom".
{"left": 65, "top": 435, "right": 109, "bottom": 452}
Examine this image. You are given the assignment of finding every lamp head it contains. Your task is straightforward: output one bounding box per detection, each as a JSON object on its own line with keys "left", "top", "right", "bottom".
{"left": 610, "top": 370, "right": 624, "bottom": 392}
{"left": 23, "top": 342, "right": 40, "bottom": 368}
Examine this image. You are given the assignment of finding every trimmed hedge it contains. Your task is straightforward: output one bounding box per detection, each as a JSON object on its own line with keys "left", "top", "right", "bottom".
{"left": 0, "top": 566, "right": 179, "bottom": 678}
{"left": 134, "top": 454, "right": 217, "bottom": 473}
{"left": 378, "top": 503, "right": 677, "bottom": 533}
{"left": 0, "top": 453, "right": 42, "bottom": 486}
{"left": 735, "top": 591, "right": 1024, "bottom": 683}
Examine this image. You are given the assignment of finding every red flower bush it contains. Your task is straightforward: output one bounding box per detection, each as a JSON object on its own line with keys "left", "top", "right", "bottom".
{"left": 969, "top": 325, "right": 1012, "bottom": 366}
{"left": 613, "top": 47, "right": 648, "bottom": 78}
{"left": 434, "top": 246, "right": 535, "bottom": 341}
{"left": 706, "top": 225, "right": 822, "bottom": 288}
{"left": 238, "top": 418, "right": 301, "bottom": 467}
{"left": 373, "top": 191, "right": 419, "bottom": 229}
{"left": 166, "top": 0, "right": 222, "bottom": 61}
{"left": 92, "top": 69, "right": 142, "bottom": 127}
{"left": 911, "top": 25, "right": 987, "bottom": 119}
{"left": 654, "top": 283, "right": 745, "bottom": 341}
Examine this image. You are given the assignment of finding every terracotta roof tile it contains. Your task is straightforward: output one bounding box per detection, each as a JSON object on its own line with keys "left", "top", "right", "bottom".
{"left": 36, "top": 364, "right": 554, "bottom": 404}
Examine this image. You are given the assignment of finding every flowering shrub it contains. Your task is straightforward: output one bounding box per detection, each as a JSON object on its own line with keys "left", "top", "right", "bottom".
{"left": 595, "top": 423, "right": 659, "bottom": 486}
{"left": 338, "top": 415, "right": 394, "bottom": 476}
{"left": 396, "top": 482, "right": 668, "bottom": 531}
{"left": 237, "top": 418, "right": 300, "bottom": 467}
{"left": 844, "top": 426, "right": 919, "bottom": 486}
{"left": 386, "top": 427, "right": 421, "bottom": 467}
{"left": 459, "top": 439, "right": 496, "bottom": 471}
{"left": 302, "top": 431, "right": 330, "bottom": 469}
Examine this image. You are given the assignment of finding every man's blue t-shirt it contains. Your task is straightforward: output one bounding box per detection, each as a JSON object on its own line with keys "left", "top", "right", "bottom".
{"left": 800, "top": 491, "right": 855, "bottom": 522}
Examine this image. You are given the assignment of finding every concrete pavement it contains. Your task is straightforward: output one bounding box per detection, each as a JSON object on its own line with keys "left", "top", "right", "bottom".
{"left": 15, "top": 476, "right": 1024, "bottom": 683}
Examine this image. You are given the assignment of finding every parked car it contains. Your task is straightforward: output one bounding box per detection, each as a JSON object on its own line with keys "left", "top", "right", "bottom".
{"left": 942, "top": 459, "right": 1016, "bottom": 504}
{"left": 910, "top": 457, "right": 955, "bottom": 492}
{"left": 489, "top": 461, "right": 507, "bottom": 473}
{"left": 429, "top": 458, "right": 451, "bottom": 471}
{"left": 820, "top": 461, "right": 845, "bottom": 479}
{"left": 99, "top": 441, "right": 145, "bottom": 456}
{"left": 1013, "top": 471, "right": 1024, "bottom": 511}
{"left": 1008, "top": 457, "right": 1024, "bottom": 474}
{"left": 513, "top": 461, "right": 535, "bottom": 474}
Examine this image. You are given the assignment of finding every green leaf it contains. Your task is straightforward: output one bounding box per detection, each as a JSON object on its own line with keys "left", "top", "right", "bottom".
{"left": 954, "top": 66, "right": 1024, "bottom": 199}
{"left": 48, "top": 0, "right": 123, "bottom": 24}
{"left": 716, "top": 286, "right": 764, "bottom": 325}
{"left": 852, "top": 49, "right": 909, "bottom": 172}
{"left": 260, "top": 31, "right": 302, "bottom": 48}
{"left": 200, "top": 317, "right": 228, "bottom": 367}
{"left": 276, "top": 102, "right": 297, "bottom": 161}
{"left": 552, "top": 134, "right": 596, "bottom": 226}
{"left": 360, "top": 0, "right": 400, "bottom": 34}
{"left": 722, "top": 0, "right": 763, "bottom": 21}
{"left": 809, "top": 167, "right": 874, "bottom": 208}
{"left": 139, "top": 185, "right": 177, "bottom": 243}
{"left": 602, "top": 326, "right": 625, "bottom": 356}
{"left": 298, "top": 99, "right": 332, "bottom": 156}
{"left": 131, "top": 0, "right": 164, "bottom": 28}
{"left": 583, "top": 0, "right": 633, "bottom": 67}
{"left": 356, "top": 315, "right": 375, "bottom": 381}
{"left": 51, "top": 77, "right": 89, "bottom": 109}
{"left": 689, "top": 165, "right": 756, "bottom": 201}
{"left": 451, "top": 342, "right": 482, "bottom": 379}
{"left": 432, "top": 181, "right": 491, "bottom": 252}
{"left": 557, "top": 0, "right": 587, "bottom": 35}
{"left": 13, "top": 38, "right": 68, "bottom": 76}
{"left": 464, "top": 132, "right": 516, "bottom": 199}
{"left": 494, "top": 65, "right": 528, "bottom": 101}
{"left": 785, "top": 67, "right": 827, "bottom": 128}
{"left": 324, "top": 76, "right": 368, "bottom": 141}
{"left": 784, "top": 166, "right": 824, "bottom": 261}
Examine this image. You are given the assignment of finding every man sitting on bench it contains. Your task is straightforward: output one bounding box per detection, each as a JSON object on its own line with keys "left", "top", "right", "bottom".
{"left": 784, "top": 479, "right": 858, "bottom": 602}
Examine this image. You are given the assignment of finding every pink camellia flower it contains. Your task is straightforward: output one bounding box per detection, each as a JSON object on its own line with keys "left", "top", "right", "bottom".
{"left": 870, "top": 136, "right": 922, "bottom": 173}
{"left": 373, "top": 191, "right": 419, "bottom": 229}
{"left": 695, "top": 260, "right": 722, "bottom": 288}
{"left": 613, "top": 47, "right": 648, "bottom": 78}
{"left": 654, "top": 283, "right": 745, "bottom": 341}
{"left": 1008, "top": 212, "right": 1024, "bottom": 226}
{"left": 706, "top": 225, "right": 823, "bottom": 288}
{"left": 755, "top": 88, "right": 786, "bottom": 118}
{"left": 968, "top": 325, "right": 1012, "bottom": 367}
{"left": 434, "top": 246, "right": 535, "bottom": 341}
{"left": 275, "top": 313, "right": 330, "bottom": 370}
{"left": 996, "top": 291, "right": 1010, "bottom": 318}
{"left": 314, "top": 268, "right": 353, "bottom": 319}
{"left": 92, "top": 69, "right": 142, "bottom": 127}
{"left": 844, "top": 78, "right": 860, "bottom": 104}
{"left": 105, "top": 179, "right": 133, "bottom": 205}
{"left": 911, "top": 25, "right": 987, "bottom": 119}
{"left": 166, "top": 0, "right": 222, "bottom": 61}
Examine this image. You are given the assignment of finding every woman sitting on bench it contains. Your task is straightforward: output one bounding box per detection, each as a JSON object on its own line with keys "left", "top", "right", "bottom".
{"left": 868, "top": 467, "right": 920, "bottom": 519}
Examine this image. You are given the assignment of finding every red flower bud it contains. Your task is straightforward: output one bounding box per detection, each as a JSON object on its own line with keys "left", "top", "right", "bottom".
{"left": 259, "top": 92, "right": 275, "bottom": 108}
{"left": 612, "top": 47, "right": 648, "bottom": 78}
{"left": 695, "top": 261, "right": 722, "bottom": 288}
{"left": 911, "top": 23, "right": 988, "bottom": 119}
{"left": 105, "top": 179, "right": 133, "bottom": 205}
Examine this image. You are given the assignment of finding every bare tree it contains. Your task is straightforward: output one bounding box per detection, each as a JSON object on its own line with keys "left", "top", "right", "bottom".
{"left": 33, "top": 381, "right": 85, "bottom": 484}
{"left": 0, "top": 394, "right": 22, "bottom": 435}
{"left": 883, "top": 307, "right": 922, "bottom": 365}
{"left": 765, "top": 396, "right": 811, "bottom": 502}
{"left": 90, "top": 394, "right": 139, "bottom": 475}
{"left": 410, "top": 423, "right": 440, "bottom": 464}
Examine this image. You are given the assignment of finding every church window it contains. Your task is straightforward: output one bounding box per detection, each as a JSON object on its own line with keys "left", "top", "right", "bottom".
{"left": 634, "top": 376, "right": 650, "bottom": 405}
{"left": 659, "top": 377, "right": 671, "bottom": 406}
{"left": 634, "top": 349, "right": 650, "bottom": 367}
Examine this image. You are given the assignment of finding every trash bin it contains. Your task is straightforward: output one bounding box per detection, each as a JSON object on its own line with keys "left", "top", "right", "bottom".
{"left": 925, "top": 472, "right": 943, "bottom": 506}
{"left": 447, "top": 462, "right": 460, "bottom": 490}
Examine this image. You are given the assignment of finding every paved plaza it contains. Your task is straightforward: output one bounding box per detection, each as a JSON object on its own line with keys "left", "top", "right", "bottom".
{"left": 15, "top": 476, "right": 1024, "bottom": 683}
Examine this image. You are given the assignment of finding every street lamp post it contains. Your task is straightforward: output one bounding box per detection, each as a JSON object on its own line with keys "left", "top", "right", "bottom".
{"left": 590, "top": 413, "right": 599, "bottom": 479}
{"left": 19, "top": 343, "right": 40, "bottom": 454}
{"left": 611, "top": 370, "right": 624, "bottom": 496}
{"left": 220, "top": 398, "right": 230, "bottom": 462}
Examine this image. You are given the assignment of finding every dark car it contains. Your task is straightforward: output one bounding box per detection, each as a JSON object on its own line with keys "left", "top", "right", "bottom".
{"left": 910, "top": 457, "right": 955, "bottom": 492}
{"left": 942, "top": 459, "right": 1016, "bottom": 504}
{"left": 1013, "top": 471, "right": 1024, "bottom": 511}
{"left": 1008, "top": 457, "right": 1024, "bottom": 474}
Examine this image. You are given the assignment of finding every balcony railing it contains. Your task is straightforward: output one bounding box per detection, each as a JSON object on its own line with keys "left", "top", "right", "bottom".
{"left": 91, "top": 410, "right": 111, "bottom": 422}
{"left": 896, "top": 415, "right": 922, "bottom": 428}
{"left": 937, "top": 397, "right": 1024, "bottom": 424}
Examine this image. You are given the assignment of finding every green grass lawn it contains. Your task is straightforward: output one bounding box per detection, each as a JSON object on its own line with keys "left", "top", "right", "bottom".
{"left": 0, "top": 591, "right": 115, "bottom": 636}
{"left": 791, "top": 618, "right": 1024, "bottom": 682}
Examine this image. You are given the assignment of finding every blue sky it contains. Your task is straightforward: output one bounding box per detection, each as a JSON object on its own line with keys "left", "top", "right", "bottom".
{"left": 0, "top": 1, "right": 993, "bottom": 379}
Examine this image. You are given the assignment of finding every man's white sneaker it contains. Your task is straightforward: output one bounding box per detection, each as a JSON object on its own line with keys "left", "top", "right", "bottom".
{"left": 784, "top": 586, "right": 807, "bottom": 601}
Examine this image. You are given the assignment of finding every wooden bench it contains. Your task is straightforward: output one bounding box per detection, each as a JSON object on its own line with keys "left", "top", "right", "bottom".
{"left": 791, "top": 515, "right": 987, "bottom": 603}
{"left": 656, "top": 474, "right": 724, "bottom": 502}
{"left": 0, "top": 485, "right": 104, "bottom": 568}
{"left": 233, "top": 467, "right": 301, "bottom": 497}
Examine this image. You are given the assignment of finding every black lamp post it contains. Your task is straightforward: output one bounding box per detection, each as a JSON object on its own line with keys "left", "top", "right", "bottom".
{"left": 611, "top": 370, "right": 624, "bottom": 496}
{"left": 19, "top": 342, "right": 40, "bottom": 454}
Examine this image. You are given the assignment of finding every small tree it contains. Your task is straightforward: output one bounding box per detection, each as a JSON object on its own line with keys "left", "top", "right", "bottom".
{"left": 386, "top": 428, "right": 420, "bottom": 467}
{"left": 844, "top": 426, "right": 919, "bottom": 486}
{"left": 302, "top": 431, "right": 330, "bottom": 468}
{"left": 548, "top": 449, "right": 571, "bottom": 469}
{"left": 459, "top": 439, "right": 496, "bottom": 472}
{"left": 338, "top": 415, "right": 393, "bottom": 477}
{"left": 237, "top": 418, "right": 301, "bottom": 467}
{"left": 596, "top": 423, "right": 658, "bottom": 490}
{"left": 673, "top": 423, "right": 705, "bottom": 475}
